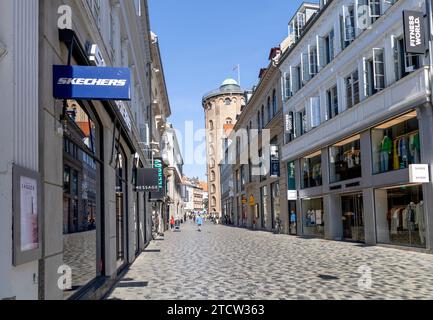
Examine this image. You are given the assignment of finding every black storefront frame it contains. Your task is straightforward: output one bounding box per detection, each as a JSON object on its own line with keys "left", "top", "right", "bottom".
{"left": 58, "top": 28, "right": 137, "bottom": 299}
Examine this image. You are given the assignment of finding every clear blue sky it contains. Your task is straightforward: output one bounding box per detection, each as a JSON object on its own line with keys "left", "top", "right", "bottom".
{"left": 148, "top": 0, "right": 315, "bottom": 181}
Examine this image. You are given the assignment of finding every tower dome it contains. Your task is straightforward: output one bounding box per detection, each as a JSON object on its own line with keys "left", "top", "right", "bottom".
{"left": 220, "top": 78, "right": 240, "bottom": 91}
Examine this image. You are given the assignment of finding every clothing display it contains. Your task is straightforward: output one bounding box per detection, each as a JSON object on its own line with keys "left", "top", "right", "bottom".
{"left": 379, "top": 131, "right": 420, "bottom": 173}
{"left": 388, "top": 201, "right": 425, "bottom": 245}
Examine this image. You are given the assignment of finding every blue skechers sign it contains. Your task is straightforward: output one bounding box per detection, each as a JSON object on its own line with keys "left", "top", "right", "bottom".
{"left": 53, "top": 65, "right": 131, "bottom": 100}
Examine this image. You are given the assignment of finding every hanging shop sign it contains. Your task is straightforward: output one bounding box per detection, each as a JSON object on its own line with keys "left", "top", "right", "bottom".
{"left": 403, "top": 10, "right": 427, "bottom": 55}
{"left": 53, "top": 65, "right": 131, "bottom": 100}
{"left": 136, "top": 168, "right": 160, "bottom": 192}
{"left": 12, "top": 165, "right": 42, "bottom": 266}
{"left": 409, "top": 164, "right": 430, "bottom": 183}
{"left": 150, "top": 158, "right": 165, "bottom": 201}
{"left": 270, "top": 145, "right": 280, "bottom": 178}
{"left": 284, "top": 112, "right": 294, "bottom": 135}
{"left": 287, "top": 190, "right": 298, "bottom": 201}
{"left": 115, "top": 101, "right": 132, "bottom": 132}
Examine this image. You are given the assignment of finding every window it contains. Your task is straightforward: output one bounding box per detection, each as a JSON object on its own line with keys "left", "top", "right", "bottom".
{"left": 301, "top": 53, "right": 310, "bottom": 84}
{"left": 326, "top": 85, "right": 338, "bottom": 120}
{"left": 375, "top": 185, "right": 426, "bottom": 248}
{"left": 87, "top": 0, "right": 101, "bottom": 27}
{"left": 345, "top": 70, "right": 360, "bottom": 109}
{"left": 296, "top": 109, "right": 307, "bottom": 137}
{"left": 225, "top": 98, "right": 232, "bottom": 105}
{"left": 267, "top": 98, "right": 271, "bottom": 124}
{"left": 284, "top": 72, "right": 292, "bottom": 99}
{"left": 309, "top": 97, "right": 321, "bottom": 129}
{"left": 210, "top": 171, "right": 216, "bottom": 182}
{"left": 341, "top": 5, "right": 355, "bottom": 50}
{"left": 364, "top": 48, "right": 385, "bottom": 97}
{"left": 240, "top": 165, "right": 246, "bottom": 191}
{"left": 272, "top": 90, "right": 278, "bottom": 116}
{"left": 371, "top": 111, "right": 420, "bottom": 174}
{"left": 324, "top": 30, "right": 334, "bottom": 64}
{"left": 394, "top": 36, "right": 421, "bottom": 82}
{"left": 261, "top": 105, "right": 265, "bottom": 129}
{"left": 301, "top": 151, "right": 322, "bottom": 189}
{"left": 211, "top": 185, "right": 216, "bottom": 193}
{"left": 209, "top": 120, "right": 214, "bottom": 130}
{"left": 308, "top": 45, "right": 318, "bottom": 77}
{"left": 225, "top": 118, "right": 233, "bottom": 125}
{"left": 257, "top": 112, "right": 261, "bottom": 131}
{"left": 329, "top": 135, "right": 362, "bottom": 183}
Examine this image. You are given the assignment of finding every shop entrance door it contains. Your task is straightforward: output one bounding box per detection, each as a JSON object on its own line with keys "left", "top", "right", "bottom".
{"left": 288, "top": 201, "right": 297, "bottom": 235}
{"left": 341, "top": 193, "right": 365, "bottom": 242}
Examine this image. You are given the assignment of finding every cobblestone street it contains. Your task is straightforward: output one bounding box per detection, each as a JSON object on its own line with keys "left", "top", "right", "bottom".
{"left": 106, "top": 221, "right": 433, "bottom": 300}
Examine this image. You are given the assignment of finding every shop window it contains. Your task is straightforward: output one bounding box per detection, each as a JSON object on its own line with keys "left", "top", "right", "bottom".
{"left": 301, "top": 151, "right": 322, "bottom": 189}
{"left": 62, "top": 100, "right": 99, "bottom": 299}
{"left": 329, "top": 135, "right": 361, "bottom": 183}
{"left": 260, "top": 186, "right": 268, "bottom": 229}
{"left": 302, "top": 198, "right": 324, "bottom": 237}
{"left": 371, "top": 111, "right": 420, "bottom": 174}
{"left": 375, "top": 185, "right": 426, "bottom": 248}
{"left": 270, "top": 182, "right": 280, "bottom": 230}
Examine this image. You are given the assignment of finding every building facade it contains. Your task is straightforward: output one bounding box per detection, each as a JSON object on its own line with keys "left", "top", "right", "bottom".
{"left": 0, "top": 0, "right": 171, "bottom": 300}
{"left": 202, "top": 80, "right": 246, "bottom": 217}
{"left": 279, "top": 0, "right": 433, "bottom": 252}
{"left": 225, "top": 46, "right": 288, "bottom": 231}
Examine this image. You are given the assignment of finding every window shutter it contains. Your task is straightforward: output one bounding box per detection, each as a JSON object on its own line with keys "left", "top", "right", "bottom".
{"left": 373, "top": 48, "right": 385, "bottom": 90}
{"left": 362, "top": 57, "right": 369, "bottom": 97}
{"left": 309, "top": 97, "right": 321, "bottom": 128}
{"left": 316, "top": 35, "right": 325, "bottom": 70}
{"left": 291, "top": 66, "right": 298, "bottom": 93}
{"left": 391, "top": 35, "right": 400, "bottom": 81}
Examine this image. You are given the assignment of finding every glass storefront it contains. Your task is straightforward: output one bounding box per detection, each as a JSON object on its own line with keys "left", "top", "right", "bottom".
{"left": 329, "top": 135, "right": 361, "bottom": 183}
{"left": 62, "top": 100, "right": 100, "bottom": 299}
{"left": 301, "top": 151, "right": 322, "bottom": 189}
{"left": 341, "top": 194, "right": 364, "bottom": 242}
{"left": 115, "top": 147, "right": 128, "bottom": 269}
{"left": 270, "top": 182, "right": 280, "bottom": 229}
{"left": 260, "top": 186, "right": 268, "bottom": 228}
{"left": 375, "top": 185, "right": 426, "bottom": 248}
{"left": 302, "top": 198, "right": 324, "bottom": 237}
{"left": 371, "top": 111, "right": 420, "bottom": 174}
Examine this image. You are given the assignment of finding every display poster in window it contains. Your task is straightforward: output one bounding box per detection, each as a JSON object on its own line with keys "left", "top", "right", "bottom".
{"left": 13, "top": 165, "right": 42, "bottom": 266}
{"left": 20, "top": 176, "right": 39, "bottom": 252}
{"left": 403, "top": 10, "right": 426, "bottom": 54}
{"left": 270, "top": 145, "right": 280, "bottom": 178}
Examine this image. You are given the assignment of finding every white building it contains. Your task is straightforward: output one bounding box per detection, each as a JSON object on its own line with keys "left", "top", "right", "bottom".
{"left": 279, "top": 0, "right": 433, "bottom": 252}
{"left": 0, "top": 0, "right": 156, "bottom": 300}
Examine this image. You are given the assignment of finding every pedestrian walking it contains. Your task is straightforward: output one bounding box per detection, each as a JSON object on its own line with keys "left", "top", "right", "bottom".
{"left": 196, "top": 215, "right": 203, "bottom": 232}
{"left": 170, "top": 216, "right": 175, "bottom": 231}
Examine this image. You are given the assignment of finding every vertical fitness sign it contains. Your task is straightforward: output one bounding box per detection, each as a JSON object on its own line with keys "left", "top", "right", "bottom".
{"left": 403, "top": 10, "right": 427, "bottom": 54}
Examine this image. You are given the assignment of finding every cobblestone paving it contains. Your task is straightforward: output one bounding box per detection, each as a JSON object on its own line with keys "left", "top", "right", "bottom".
{"left": 106, "top": 221, "right": 433, "bottom": 300}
